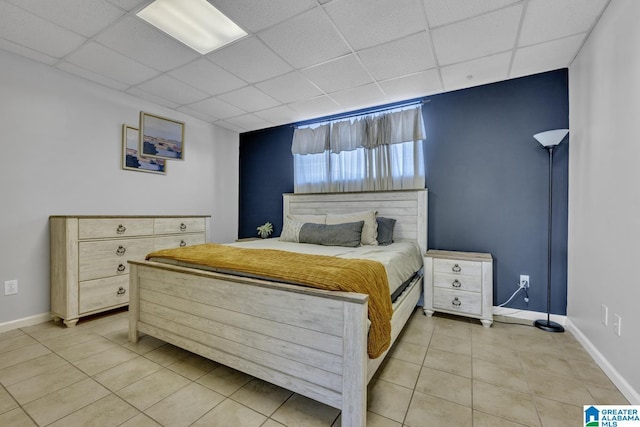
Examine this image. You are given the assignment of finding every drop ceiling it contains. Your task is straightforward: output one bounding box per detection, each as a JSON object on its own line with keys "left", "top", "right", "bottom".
{"left": 0, "top": 0, "right": 610, "bottom": 133}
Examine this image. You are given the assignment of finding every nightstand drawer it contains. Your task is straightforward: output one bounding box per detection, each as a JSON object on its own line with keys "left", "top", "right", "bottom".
{"left": 433, "top": 288, "right": 482, "bottom": 315}
{"left": 433, "top": 258, "right": 481, "bottom": 277}
{"left": 433, "top": 273, "right": 481, "bottom": 293}
{"left": 79, "top": 275, "right": 129, "bottom": 314}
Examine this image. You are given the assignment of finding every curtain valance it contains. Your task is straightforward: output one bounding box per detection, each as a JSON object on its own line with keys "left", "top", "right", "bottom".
{"left": 292, "top": 106, "right": 425, "bottom": 155}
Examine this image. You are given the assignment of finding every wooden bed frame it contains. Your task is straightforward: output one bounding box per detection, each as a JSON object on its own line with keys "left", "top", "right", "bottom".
{"left": 129, "top": 189, "right": 427, "bottom": 426}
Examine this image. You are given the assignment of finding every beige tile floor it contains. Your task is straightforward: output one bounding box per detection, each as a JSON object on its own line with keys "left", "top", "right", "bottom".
{"left": 0, "top": 308, "right": 629, "bottom": 427}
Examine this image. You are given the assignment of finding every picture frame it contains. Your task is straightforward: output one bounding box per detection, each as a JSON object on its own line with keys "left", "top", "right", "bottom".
{"left": 122, "top": 125, "right": 167, "bottom": 174}
{"left": 139, "top": 111, "right": 185, "bottom": 160}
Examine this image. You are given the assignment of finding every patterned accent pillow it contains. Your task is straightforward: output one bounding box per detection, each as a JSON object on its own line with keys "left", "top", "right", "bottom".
{"left": 280, "top": 218, "right": 304, "bottom": 242}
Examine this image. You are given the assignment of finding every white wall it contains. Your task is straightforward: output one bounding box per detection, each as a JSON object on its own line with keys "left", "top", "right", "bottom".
{"left": 0, "top": 49, "right": 239, "bottom": 324}
{"left": 568, "top": 0, "right": 640, "bottom": 402}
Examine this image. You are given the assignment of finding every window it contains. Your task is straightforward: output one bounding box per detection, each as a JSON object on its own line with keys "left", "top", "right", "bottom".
{"left": 292, "top": 105, "right": 425, "bottom": 193}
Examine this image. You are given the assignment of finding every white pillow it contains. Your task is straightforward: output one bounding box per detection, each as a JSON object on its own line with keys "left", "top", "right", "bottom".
{"left": 326, "top": 210, "right": 378, "bottom": 245}
{"left": 288, "top": 214, "right": 326, "bottom": 224}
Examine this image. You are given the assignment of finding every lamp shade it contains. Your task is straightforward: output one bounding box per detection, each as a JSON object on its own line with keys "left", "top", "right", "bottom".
{"left": 533, "top": 129, "right": 569, "bottom": 147}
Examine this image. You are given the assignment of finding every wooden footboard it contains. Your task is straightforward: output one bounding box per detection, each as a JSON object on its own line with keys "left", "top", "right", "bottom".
{"left": 129, "top": 261, "right": 369, "bottom": 426}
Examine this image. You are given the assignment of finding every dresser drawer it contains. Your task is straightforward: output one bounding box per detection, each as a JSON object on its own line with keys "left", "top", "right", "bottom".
{"left": 79, "top": 276, "right": 129, "bottom": 314}
{"left": 433, "top": 258, "right": 482, "bottom": 277}
{"left": 78, "top": 238, "right": 154, "bottom": 281}
{"left": 154, "top": 234, "right": 206, "bottom": 251}
{"left": 433, "top": 272, "right": 481, "bottom": 293}
{"left": 78, "top": 218, "right": 154, "bottom": 239}
{"left": 154, "top": 217, "right": 205, "bottom": 235}
{"left": 433, "top": 288, "right": 482, "bottom": 315}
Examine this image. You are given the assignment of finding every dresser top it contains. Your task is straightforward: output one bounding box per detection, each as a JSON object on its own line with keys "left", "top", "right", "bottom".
{"left": 425, "top": 249, "right": 492, "bottom": 262}
{"left": 49, "top": 215, "right": 210, "bottom": 219}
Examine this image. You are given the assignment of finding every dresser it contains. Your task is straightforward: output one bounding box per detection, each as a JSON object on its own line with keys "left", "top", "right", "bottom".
{"left": 423, "top": 250, "right": 493, "bottom": 327}
{"left": 50, "top": 215, "right": 210, "bottom": 327}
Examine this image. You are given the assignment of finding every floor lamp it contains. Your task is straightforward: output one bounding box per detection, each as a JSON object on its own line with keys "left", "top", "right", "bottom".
{"left": 533, "top": 129, "right": 568, "bottom": 333}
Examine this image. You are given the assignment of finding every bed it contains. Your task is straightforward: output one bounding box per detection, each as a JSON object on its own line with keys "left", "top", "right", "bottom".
{"left": 128, "top": 189, "right": 427, "bottom": 426}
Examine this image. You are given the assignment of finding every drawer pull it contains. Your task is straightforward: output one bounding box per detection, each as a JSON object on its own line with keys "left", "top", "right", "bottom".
{"left": 452, "top": 264, "right": 461, "bottom": 273}
{"left": 116, "top": 245, "right": 126, "bottom": 256}
{"left": 116, "top": 224, "right": 126, "bottom": 234}
{"left": 117, "top": 264, "right": 126, "bottom": 273}
{"left": 452, "top": 279, "right": 461, "bottom": 288}
{"left": 180, "top": 223, "right": 187, "bottom": 231}
{"left": 180, "top": 240, "right": 187, "bottom": 247}
{"left": 452, "top": 297, "right": 461, "bottom": 307}
{"left": 116, "top": 286, "right": 126, "bottom": 296}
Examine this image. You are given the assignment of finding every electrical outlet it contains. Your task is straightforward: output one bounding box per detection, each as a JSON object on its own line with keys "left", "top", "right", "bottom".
{"left": 4, "top": 280, "right": 18, "bottom": 296}
{"left": 601, "top": 304, "right": 608, "bottom": 326}
{"left": 613, "top": 314, "right": 622, "bottom": 336}
{"left": 519, "top": 275, "right": 530, "bottom": 288}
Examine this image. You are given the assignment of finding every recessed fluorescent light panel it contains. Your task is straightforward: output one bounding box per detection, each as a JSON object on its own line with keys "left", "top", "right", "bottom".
{"left": 137, "top": 0, "right": 247, "bottom": 54}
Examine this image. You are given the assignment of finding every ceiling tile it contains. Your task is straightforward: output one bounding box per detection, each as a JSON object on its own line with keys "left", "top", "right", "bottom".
{"left": 105, "top": 0, "right": 147, "bottom": 12}
{"left": 133, "top": 75, "right": 210, "bottom": 105}
{"left": 324, "top": 0, "right": 427, "bottom": 50}
{"left": 511, "top": 34, "right": 584, "bottom": 78}
{"left": 225, "top": 114, "right": 273, "bottom": 131}
{"left": 211, "top": 0, "right": 317, "bottom": 33}
{"left": 56, "top": 62, "right": 130, "bottom": 91}
{"left": 302, "top": 54, "right": 372, "bottom": 94}
{"left": 255, "top": 71, "right": 323, "bottom": 104}
{"left": 423, "top": 0, "right": 520, "bottom": 27}
{"left": 289, "top": 95, "right": 341, "bottom": 121}
{"left": 358, "top": 32, "right": 436, "bottom": 81}
{"left": 258, "top": 8, "right": 351, "bottom": 68}
{"left": 329, "top": 83, "right": 388, "bottom": 112}
{"left": 207, "top": 36, "right": 292, "bottom": 83}
{"left": 254, "top": 105, "right": 304, "bottom": 126}
{"left": 64, "top": 42, "right": 159, "bottom": 85}
{"left": 5, "top": 0, "right": 124, "bottom": 38}
{"left": 96, "top": 16, "right": 199, "bottom": 72}
{"left": 169, "top": 58, "right": 246, "bottom": 96}
{"left": 440, "top": 51, "right": 511, "bottom": 92}
{"left": 519, "top": 0, "right": 609, "bottom": 46}
{"left": 432, "top": 4, "right": 522, "bottom": 66}
{"left": 0, "top": 1, "right": 86, "bottom": 59}
{"left": 126, "top": 86, "right": 181, "bottom": 109}
{"left": 218, "top": 86, "right": 281, "bottom": 112}
{"left": 186, "top": 97, "right": 246, "bottom": 120}
{"left": 214, "top": 120, "right": 247, "bottom": 133}
{"left": 0, "top": 38, "right": 58, "bottom": 65}
{"left": 379, "top": 69, "right": 442, "bottom": 102}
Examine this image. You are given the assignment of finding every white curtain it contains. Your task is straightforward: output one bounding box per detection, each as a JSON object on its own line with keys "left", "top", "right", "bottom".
{"left": 293, "top": 105, "right": 425, "bottom": 193}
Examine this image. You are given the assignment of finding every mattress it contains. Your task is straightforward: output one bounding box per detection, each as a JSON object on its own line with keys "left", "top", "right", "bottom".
{"left": 228, "top": 238, "right": 423, "bottom": 297}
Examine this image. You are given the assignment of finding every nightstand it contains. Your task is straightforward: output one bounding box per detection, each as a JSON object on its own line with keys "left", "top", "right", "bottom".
{"left": 423, "top": 250, "right": 493, "bottom": 327}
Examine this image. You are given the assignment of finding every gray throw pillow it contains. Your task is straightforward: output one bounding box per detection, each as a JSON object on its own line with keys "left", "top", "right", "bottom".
{"left": 299, "top": 221, "right": 364, "bottom": 247}
{"left": 376, "top": 217, "right": 396, "bottom": 245}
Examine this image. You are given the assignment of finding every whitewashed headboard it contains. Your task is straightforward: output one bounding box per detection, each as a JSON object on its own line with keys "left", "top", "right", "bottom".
{"left": 283, "top": 189, "right": 428, "bottom": 255}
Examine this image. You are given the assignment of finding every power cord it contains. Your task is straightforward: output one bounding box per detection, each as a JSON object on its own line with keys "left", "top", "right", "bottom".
{"left": 498, "top": 282, "right": 528, "bottom": 307}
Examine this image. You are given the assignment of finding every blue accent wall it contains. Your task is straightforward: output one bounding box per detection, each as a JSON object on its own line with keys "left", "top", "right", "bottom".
{"left": 239, "top": 69, "right": 569, "bottom": 315}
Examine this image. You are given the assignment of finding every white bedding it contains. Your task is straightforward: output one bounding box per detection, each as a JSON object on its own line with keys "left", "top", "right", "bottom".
{"left": 229, "top": 238, "right": 423, "bottom": 297}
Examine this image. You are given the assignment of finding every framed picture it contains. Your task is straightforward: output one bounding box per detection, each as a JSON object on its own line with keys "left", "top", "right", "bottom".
{"left": 122, "top": 125, "right": 167, "bottom": 174}
{"left": 139, "top": 111, "right": 185, "bottom": 160}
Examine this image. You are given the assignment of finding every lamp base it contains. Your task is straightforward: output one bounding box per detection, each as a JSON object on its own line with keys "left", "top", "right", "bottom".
{"left": 534, "top": 319, "right": 564, "bottom": 333}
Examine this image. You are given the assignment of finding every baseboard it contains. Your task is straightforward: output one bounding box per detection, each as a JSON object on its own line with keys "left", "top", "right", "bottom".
{"left": 0, "top": 312, "right": 51, "bottom": 334}
{"left": 565, "top": 318, "right": 640, "bottom": 405}
{"left": 493, "top": 306, "right": 567, "bottom": 326}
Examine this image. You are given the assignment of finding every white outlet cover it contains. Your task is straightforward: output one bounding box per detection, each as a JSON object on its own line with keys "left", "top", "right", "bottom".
{"left": 4, "top": 280, "right": 18, "bottom": 295}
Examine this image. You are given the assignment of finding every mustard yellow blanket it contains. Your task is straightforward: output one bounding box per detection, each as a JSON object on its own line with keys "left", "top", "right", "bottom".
{"left": 146, "top": 243, "right": 392, "bottom": 358}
